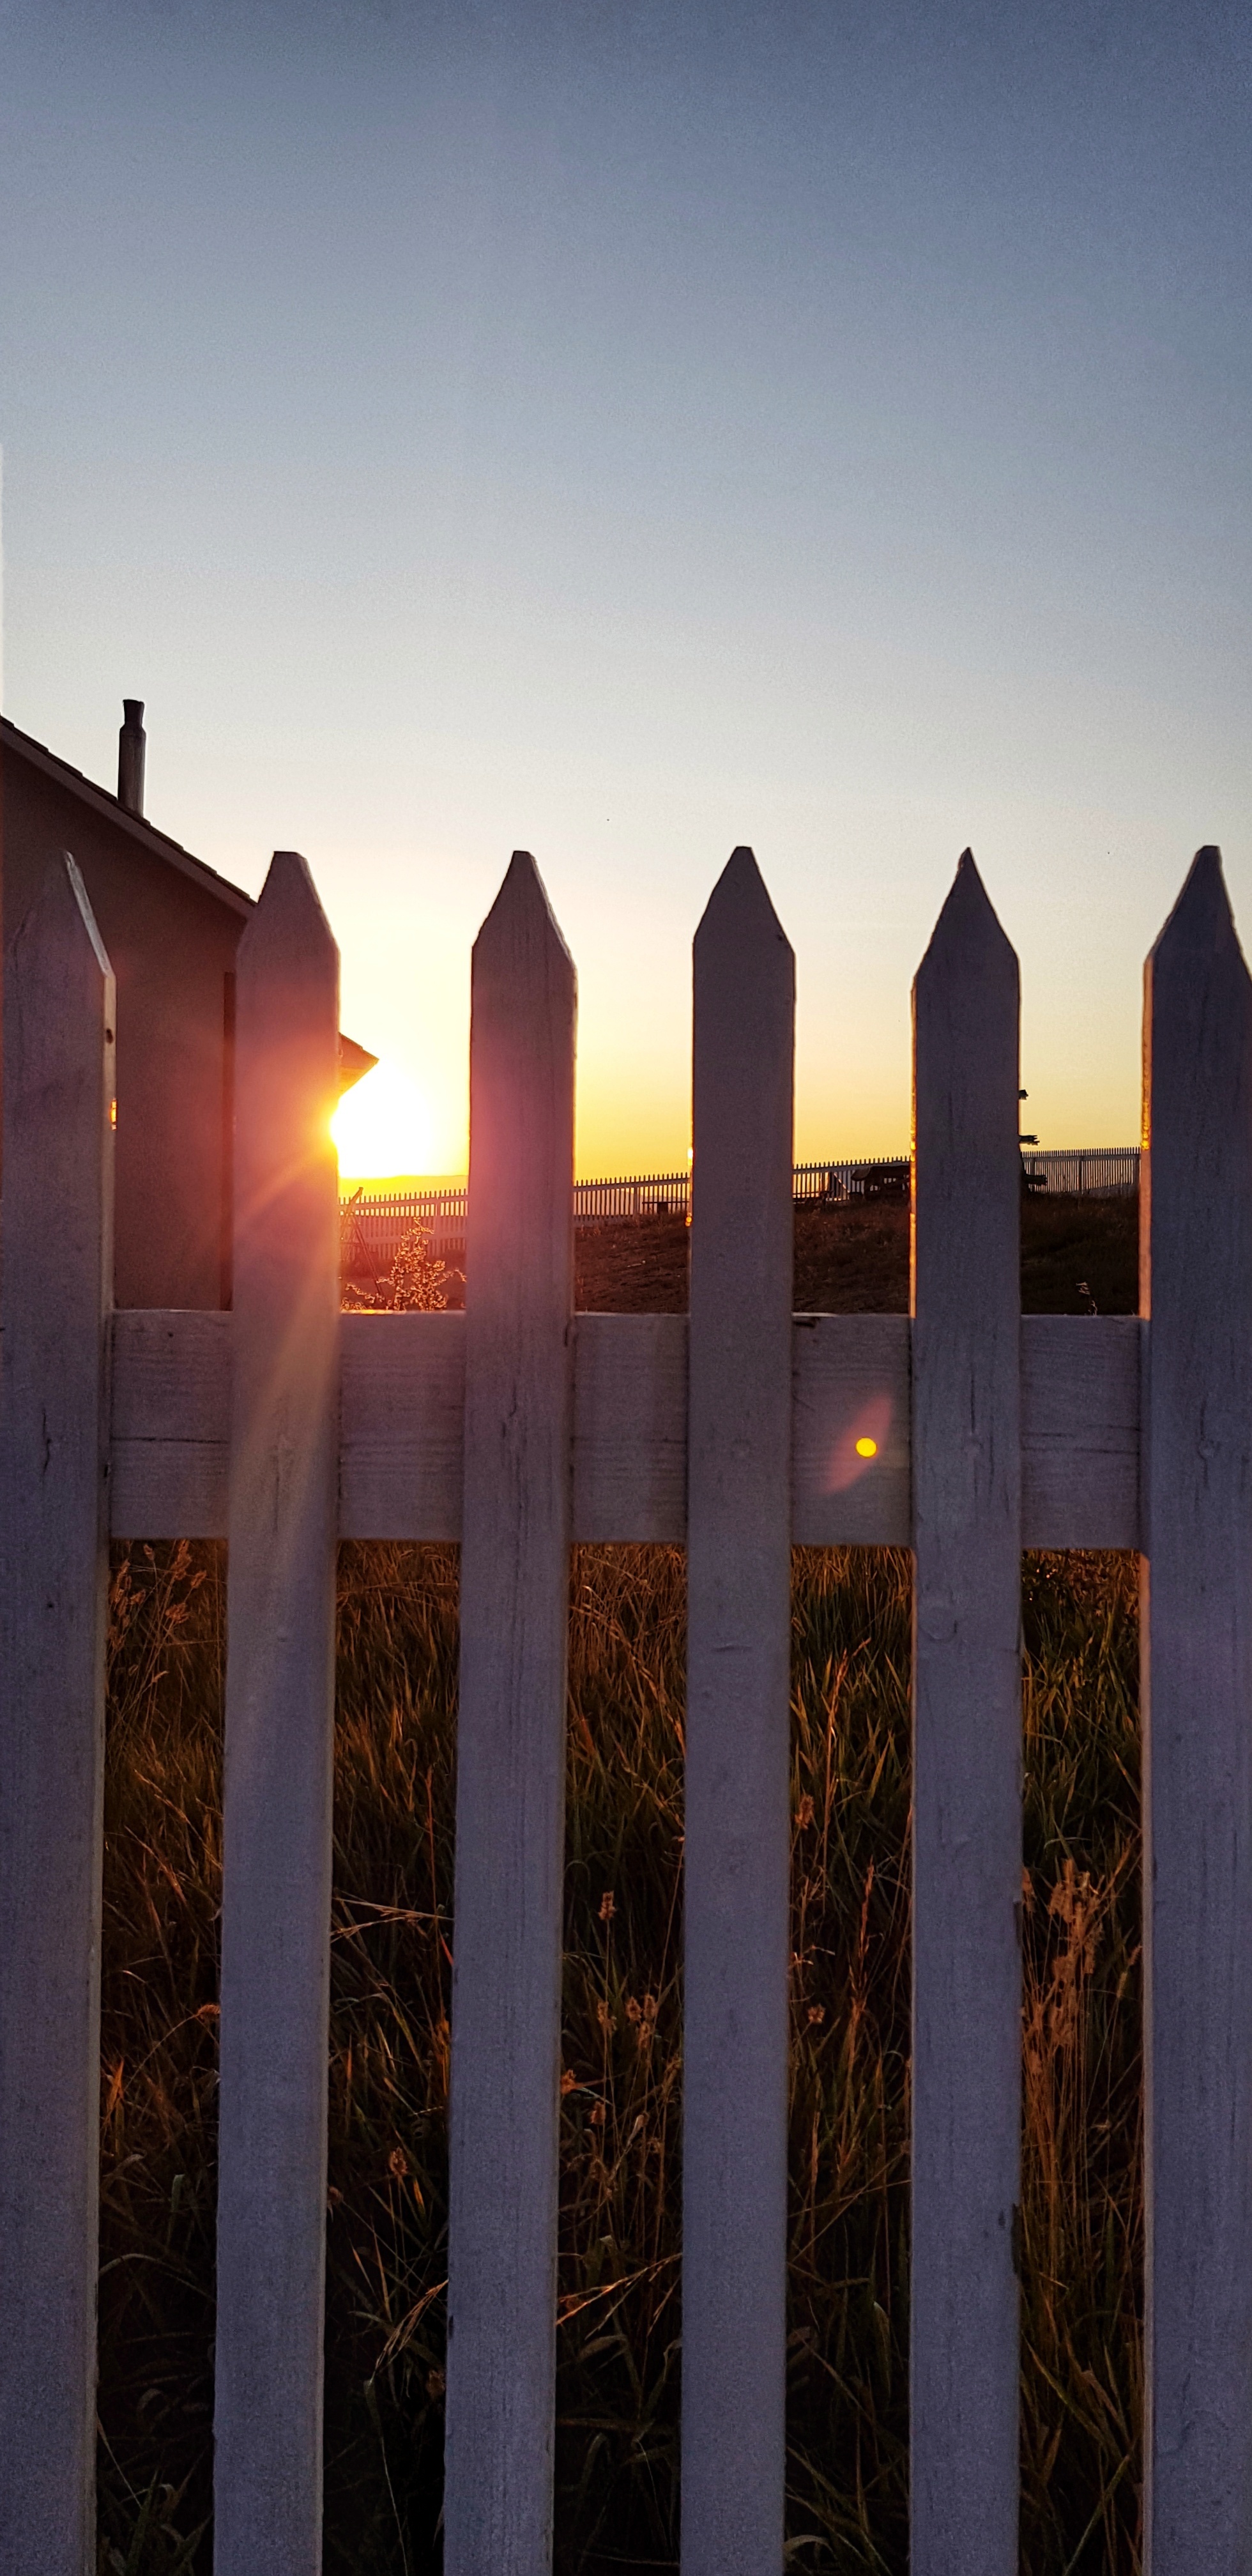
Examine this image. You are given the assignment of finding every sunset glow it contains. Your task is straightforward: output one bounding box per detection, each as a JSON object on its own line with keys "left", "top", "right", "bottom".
{"left": 332, "top": 1062, "right": 437, "bottom": 1181}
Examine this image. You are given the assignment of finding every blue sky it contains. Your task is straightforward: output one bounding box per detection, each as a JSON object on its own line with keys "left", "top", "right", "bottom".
{"left": 2, "top": 0, "right": 1248, "bottom": 1172}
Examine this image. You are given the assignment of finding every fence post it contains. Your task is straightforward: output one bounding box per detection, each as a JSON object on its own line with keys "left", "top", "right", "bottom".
{"left": 444, "top": 852, "right": 576, "bottom": 2576}
{"left": 213, "top": 852, "right": 340, "bottom": 2574}
{"left": 0, "top": 857, "right": 114, "bottom": 2576}
{"left": 911, "top": 851, "right": 1021, "bottom": 2576}
{"left": 682, "top": 848, "right": 794, "bottom": 2576}
{"left": 1140, "top": 847, "right": 1252, "bottom": 2572}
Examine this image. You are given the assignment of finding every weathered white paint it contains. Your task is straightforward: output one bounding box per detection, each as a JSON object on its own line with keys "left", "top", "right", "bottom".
{"left": 109, "top": 1305, "right": 1142, "bottom": 1549}
{"left": 213, "top": 853, "right": 341, "bottom": 2576}
{"left": 110, "top": 1305, "right": 232, "bottom": 1537}
{"left": 1140, "top": 848, "right": 1252, "bottom": 2575}
{"left": 443, "top": 854, "right": 576, "bottom": 2576}
{"left": 572, "top": 1309, "right": 687, "bottom": 1541}
{"left": 0, "top": 857, "right": 114, "bottom": 2576}
{"left": 682, "top": 848, "right": 794, "bottom": 2576}
{"left": 1020, "top": 1313, "right": 1140, "bottom": 1549}
{"left": 339, "top": 1306, "right": 466, "bottom": 1537}
{"left": 910, "top": 852, "right": 1021, "bottom": 2576}
{"left": 10, "top": 826, "right": 1252, "bottom": 2576}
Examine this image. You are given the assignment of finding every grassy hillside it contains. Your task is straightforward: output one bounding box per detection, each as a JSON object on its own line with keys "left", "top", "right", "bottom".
{"left": 572, "top": 1190, "right": 1139, "bottom": 1317}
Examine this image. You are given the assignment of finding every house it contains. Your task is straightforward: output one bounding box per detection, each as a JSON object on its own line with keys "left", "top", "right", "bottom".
{"left": 1, "top": 702, "right": 373, "bottom": 1308}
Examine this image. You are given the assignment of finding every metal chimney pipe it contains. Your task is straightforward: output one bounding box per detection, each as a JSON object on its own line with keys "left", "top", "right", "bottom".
{"left": 118, "top": 700, "right": 146, "bottom": 816}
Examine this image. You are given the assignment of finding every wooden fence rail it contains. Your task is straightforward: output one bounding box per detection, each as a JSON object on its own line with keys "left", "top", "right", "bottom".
{"left": 0, "top": 839, "right": 1246, "bottom": 2574}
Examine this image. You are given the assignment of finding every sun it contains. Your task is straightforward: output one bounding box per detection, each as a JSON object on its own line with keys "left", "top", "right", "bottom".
{"left": 332, "top": 1061, "right": 436, "bottom": 1181}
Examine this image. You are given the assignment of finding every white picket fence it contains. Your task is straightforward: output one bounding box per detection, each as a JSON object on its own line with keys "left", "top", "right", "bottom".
{"left": 340, "top": 1145, "right": 1141, "bottom": 1277}
{"left": 0, "top": 837, "right": 1248, "bottom": 2576}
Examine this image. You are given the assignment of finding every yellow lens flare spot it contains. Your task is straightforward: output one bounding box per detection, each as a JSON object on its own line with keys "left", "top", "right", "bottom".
{"left": 855, "top": 1436, "right": 878, "bottom": 1459}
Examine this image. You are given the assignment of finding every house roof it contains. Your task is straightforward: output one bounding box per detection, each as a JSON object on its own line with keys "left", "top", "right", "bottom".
{"left": 1, "top": 713, "right": 376, "bottom": 1090}
{"left": 1, "top": 713, "right": 255, "bottom": 916}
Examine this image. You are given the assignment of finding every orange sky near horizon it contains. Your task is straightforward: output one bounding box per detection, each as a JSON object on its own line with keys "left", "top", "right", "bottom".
{"left": 6, "top": 4, "right": 1249, "bottom": 1195}
{"left": 329, "top": 833, "right": 1160, "bottom": 1188}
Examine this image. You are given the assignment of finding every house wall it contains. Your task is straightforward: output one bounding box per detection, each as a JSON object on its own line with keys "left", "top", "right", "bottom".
{"left": 3, "top": 749, "right": 243, "bottom": 1308}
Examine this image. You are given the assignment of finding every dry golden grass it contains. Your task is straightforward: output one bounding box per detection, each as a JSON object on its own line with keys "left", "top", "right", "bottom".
{"left": 97, "top": 1541, "right": 1140, "bottom": 2574}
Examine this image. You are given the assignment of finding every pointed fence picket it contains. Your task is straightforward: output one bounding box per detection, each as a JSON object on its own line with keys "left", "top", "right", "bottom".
{"left": 0, "top": 857, "right": 114, "bottom": 2576}
{"left": 910, "top": 853, "right": 1022, "bottom": 2576}
{"left": 6, "top": 828, "right": 1252, "bottom": 2575}
{"left": 213, "top": 853, "right": 342, "bottom": 2573}
{"left": 1140, "top": 848, "right": 1252, "bottom": 2574}
{"left": 682, "top": 850, "right": 795, "bottom": 2576}
{"left": 443, "top": 854, "right": 577, "bottom": 2576}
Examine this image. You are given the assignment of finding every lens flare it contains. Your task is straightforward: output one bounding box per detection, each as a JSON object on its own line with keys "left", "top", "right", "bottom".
{"left": 332, "top": 1061, "right": 435, "bottom": 1179}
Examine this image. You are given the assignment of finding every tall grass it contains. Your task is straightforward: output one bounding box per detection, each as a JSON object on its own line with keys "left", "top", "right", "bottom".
{"left": 97, "top": 1541, "right": 1140, "bottom": 2574}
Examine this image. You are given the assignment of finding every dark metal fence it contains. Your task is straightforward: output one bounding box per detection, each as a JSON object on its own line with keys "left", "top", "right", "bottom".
{"left": 340, "top": 1147, "right": 1140, "bottom": 1275}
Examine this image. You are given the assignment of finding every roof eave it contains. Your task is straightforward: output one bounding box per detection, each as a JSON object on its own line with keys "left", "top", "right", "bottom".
{"left": 0, "top": 715, "right": 254, "bottom": 918}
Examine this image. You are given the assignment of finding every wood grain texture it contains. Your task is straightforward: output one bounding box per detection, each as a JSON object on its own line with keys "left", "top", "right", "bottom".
{"left": 682, "top": 849, "right": 794, "bottom": 2576}
{"left": 573, "top": 1309, "right": 687, "bottom": 1541}
{"left": 109, "top": 1307, "right": 1142, "bottom": 1548}
{"left": 1140, "top": 848, "right": 1252, "bottom": 2575}
{"left": 910, "top": 852, "right": 1021, "bottom": 2576}
{"left": 443, "top": 854, "right": 576, "bottom": 2576}
{"left": 339, "top": 1307, "right": 465, "bottom": 1537}
{"left": 213, "top": 853, "right": 341, "bottom": 2576}
{"left": 1021, "top": 1314, "right": 1140, "bottom": 1549}
{"left": 110, "top": 1307, "right": 231, "bottom": 1537}
{"left": 0, "top": 858, "right": 114, "bottom": 2576}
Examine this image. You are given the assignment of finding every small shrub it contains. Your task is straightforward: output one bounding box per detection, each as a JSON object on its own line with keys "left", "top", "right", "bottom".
{"left": 344, "top": 1221, "right": 452, "bottom": 1313}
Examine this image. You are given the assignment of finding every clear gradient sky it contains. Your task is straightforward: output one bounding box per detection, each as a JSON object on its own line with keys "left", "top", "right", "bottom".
{"left": 1, "top": 1, "right": 1249, "bottom": 1176}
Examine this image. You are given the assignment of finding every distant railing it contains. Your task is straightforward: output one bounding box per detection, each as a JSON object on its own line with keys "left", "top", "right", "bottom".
{"left": 340, "top": 1146, "right": 1140, "bottom": 1275}
{"left": 1018, "top": 1146, "right": 1140, "bottom": 1197}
